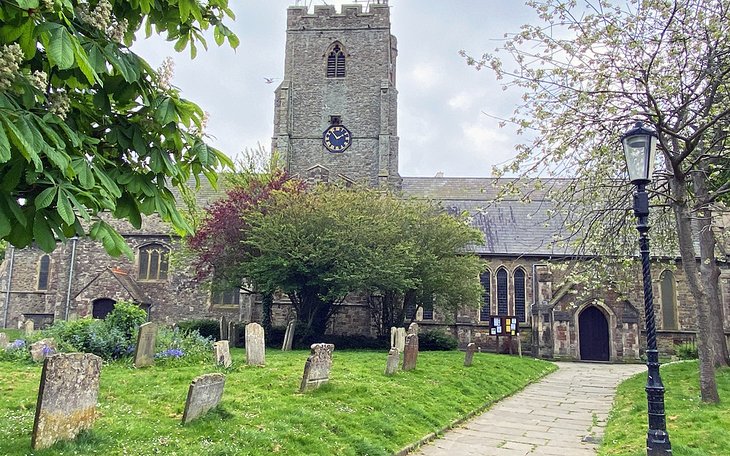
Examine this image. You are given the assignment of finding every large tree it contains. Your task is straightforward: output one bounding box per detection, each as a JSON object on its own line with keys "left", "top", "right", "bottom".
{"left": 467, "top": 0, "right": 730, "bottom": 401}
{"left": 0, "top": 0, "right": 237, "bottom": 256}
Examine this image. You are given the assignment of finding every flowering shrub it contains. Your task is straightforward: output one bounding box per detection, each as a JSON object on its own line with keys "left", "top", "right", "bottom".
{"left": 152, "top": 326, "right": 213, "bottom": 366}
{"left": 0, "top": 339, "right": 31, "bottom": 362}
{"left": 156, "top": 348, "right": 185, "bottom": 359}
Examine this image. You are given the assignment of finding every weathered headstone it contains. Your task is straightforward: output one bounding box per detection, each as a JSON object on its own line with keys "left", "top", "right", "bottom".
{"left": 228, "top": 321, "right": 244, "bottom": 348}
{"left": 24, "top": 319, "right": 35, "bottom": 336}
{"left": 245, "top": 322, "right": 265, "bottom": 366}
{"left": 219, "top": 316, "right": 228, "bottom": 341}
{"left": 0, "top": 332, "right": 8, "bottom": 348}
{"left": 391, "top": 327, "right": 406, "bottom": 353}
{"left": 407, "top": 322, "right": 419, "bottom": 336}
{"left": 464, "top": 342, "right": 477, "bottom": 367}
{"left": 384, "top": 348, "right": 399, "bottom": 376}
{"left": 402, "top": 333, "right": 419, "bottom": 371}
{"left": 133, "top": 322, "right": 157, "bottom": 368}
{"left": 299, "top": 343, "right": 335, "bottom": 392}
{"left": 181, "top": 373, "right": 226, "bottom": 424}
{"left": 31, "top": 353, "right": 103, "bottom": 450}
{"left": 282, "top": 320, "right": 296, "bottom": 351}
{"left": 213, "top": 340, "right": 232, "bottom": 368}
{"left": 30, "top": 338, "right": 57, "bottom": 362}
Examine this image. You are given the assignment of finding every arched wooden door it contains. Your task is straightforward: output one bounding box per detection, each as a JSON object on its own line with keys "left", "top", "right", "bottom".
{"left": 579, "top": 306, "right": 610, "bottom": 361}
{"left": 92, "top": 298, "right": 116, "bottom": 319}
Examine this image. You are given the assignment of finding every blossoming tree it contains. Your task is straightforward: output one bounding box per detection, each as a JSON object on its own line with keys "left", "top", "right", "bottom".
{"left": 0, "top": 0, "right": 238, "bottom": 255}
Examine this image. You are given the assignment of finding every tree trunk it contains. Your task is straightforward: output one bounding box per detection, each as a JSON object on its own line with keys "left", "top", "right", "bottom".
{"left": 290, "top": 286, "right": 333, "bottom": 342}
{"left": 692, "top": 168, "right": 730, "bottom": 367}
{"left": 670, "top": 177, "right": 720, "bottom": 402}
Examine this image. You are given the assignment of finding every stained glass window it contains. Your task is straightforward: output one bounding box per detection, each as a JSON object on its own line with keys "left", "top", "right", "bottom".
{"left": 497, "top": 268, "right": 508, "bottom": 315}
{"left": 514, "top": 268, "right": 526, "bottom": 322}
{"left": 479, "top": 270, "right": 491, "bottom": 321}
{"left": 138, "top": 244, "right": 169, "bottom": 281}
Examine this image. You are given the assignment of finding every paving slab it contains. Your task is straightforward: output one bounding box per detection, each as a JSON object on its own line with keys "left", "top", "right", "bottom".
{"left": 409, "top": 362, "right": 644, "bottom": 455}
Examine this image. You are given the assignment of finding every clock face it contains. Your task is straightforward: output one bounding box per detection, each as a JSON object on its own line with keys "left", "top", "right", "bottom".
{"left": 323, "top": 125, "right": 352, "bottom": 153}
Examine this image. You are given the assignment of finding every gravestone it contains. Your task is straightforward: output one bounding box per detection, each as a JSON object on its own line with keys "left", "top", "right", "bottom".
{"left": 24, "top": 319, "right": 34, "bottom": 336}
{"left": 384, "top": 348, "right": 399, "bottom": 376}
{"left": 133, "top": 322, "right": 157, "bottom": 368}
{"left": 282, "top": 320, "right": 296, "bottom": 351}
{"left": 181, "top": 373, "right": 226, "bottom": 424}
{"left": 407, "top": 322, "right": 419, "bottom": 336}
{"left": 213, "top": 340, "right": 232, "bottom": 368}
{"left": 299, "top": 343, "right": 335, "bottom": 392}
{"left": 31, "top": 353, "right": 103, "bottom": 450}
{"left": 228, "top": 322, "right": 244, "bottom": 348}
{"left": 391, "top": 327, "right": 406, "bottom": 353}
{"left": 402, "top": 334, "right": 419, "bottom": 371}
{"left": 30, "top": 338, "right": 57, "bottom": 362}
{"left": 464, "top": 342, "right": 476, "bottom": 367}
{"left": 0, "top": 332, "right": 7, "bottom": 348}
{"left": 245, "top": 323, "right": 265, "bottom": 366}
{"left": 219, "top": 316, "right": 228, "bottom": 341}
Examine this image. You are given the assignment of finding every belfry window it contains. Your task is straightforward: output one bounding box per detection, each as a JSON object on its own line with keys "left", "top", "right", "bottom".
{"left": 327, "top": 44, "right": 346, "bottom": 78}
{"left": 37, "top": 255, "right": 50, "bottom": 290}
{"left": 138, "top": 244, "right": 169, "bottom": 281}
{"left": 479, "top": 270, "right": 491, "bottom": 321}
{"left": 514, "top": 268, "right": 526, "bottom": 323}
{"left": 496, "top": 268, "right": 508, "bottom": 316}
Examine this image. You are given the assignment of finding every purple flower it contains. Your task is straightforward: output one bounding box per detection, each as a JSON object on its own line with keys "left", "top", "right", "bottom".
{"left": 155, "top": 348, "right": 185, "bottom": 359}
{"left": 41, "top": 345, "right": 55, "bottom": 356}
{"left": 10, "top": 339, "right": 25, "bottom": 349}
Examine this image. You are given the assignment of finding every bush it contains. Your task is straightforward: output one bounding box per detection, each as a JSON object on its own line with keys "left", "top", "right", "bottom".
{"left": 177, "top": 319, "right": 220, "bottom": 340}
{"left": 105, "top": 301, "right": 148, "bottom": 338}
{"left": 419, "top": 330, "right": 458, "bottom": 351}
{"left": 265, "top": 326, "right": 286, "bottom": 348}
{"left": 44, "top": 318, "right": 132, "bottom": 360}
{"left": 153, "top": 326, "right": 214, "bottom": 366}
{"left": 0, "top": 339, "right": 32, "bottom": 362}
{"left": 676, "top": 341, "right": 698, "bottom": 360}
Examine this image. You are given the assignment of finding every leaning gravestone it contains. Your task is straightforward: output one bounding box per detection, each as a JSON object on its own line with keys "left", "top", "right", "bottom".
{"left": 464, "top": 342, "right": 476, "bottom": 367}
{"left": 213, "top": 340, "right": 232, "bottom": 368}
{"left": 181, "top": 373, "right": 226, "bottom": 424}
{"left": 31, "top": 353, "right": 103, "bottom": 450}
{"left": 24, "top": 319, "right": 35, "bottom": 336}
{"left": 282, "top": 320, "right": 296, "bottom": 351}
{"left": 407, "top": 322, "right": 419, "bottom": 336}
{"left": 133, "top": 322, "right": 157, "bottom": 368}
{"left": 384, "top": 348, "right": 399, "bottom": 376}
{"left": 402, "top": 333, "right": 419, "bottom": 371}
{"left": 245, "top": 323, "right": 265, "bottom": 366}
{"left": 30, "top": 338, "right": 57, "bottom": 362}
{"left": 391, "top": 327, "right": 406, "bottom": 353}
{"left": 300, "top": 343, "right": 335, "bottom": 392}
{"left": 219, "top": 316, "right": 229, "bottom": 341}
{"left": 0, "top": 332, "right": 7, "bottom": 348}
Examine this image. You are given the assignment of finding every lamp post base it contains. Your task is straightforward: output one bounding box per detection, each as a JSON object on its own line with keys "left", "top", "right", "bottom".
{"left": 647, "top": 429, "right": 672, "bottom": 455}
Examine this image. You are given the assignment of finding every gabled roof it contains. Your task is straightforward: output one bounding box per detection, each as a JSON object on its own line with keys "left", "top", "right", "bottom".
{"left": 74, "top": 267, "right": 152, "bottom": 304}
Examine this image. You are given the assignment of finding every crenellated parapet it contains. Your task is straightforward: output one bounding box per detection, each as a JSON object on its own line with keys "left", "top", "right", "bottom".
{"left": 287, "top": 3, "right": 390, "bottom": 30}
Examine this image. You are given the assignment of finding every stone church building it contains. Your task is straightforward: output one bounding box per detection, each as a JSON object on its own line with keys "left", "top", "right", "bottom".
{"left": 1, "top": 3, "right": 729, "bottom": 361}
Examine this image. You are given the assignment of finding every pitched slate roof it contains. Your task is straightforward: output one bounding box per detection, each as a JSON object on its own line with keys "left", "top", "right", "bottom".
{"left": 401, "top": 177, "right": 574, "bottom": 257}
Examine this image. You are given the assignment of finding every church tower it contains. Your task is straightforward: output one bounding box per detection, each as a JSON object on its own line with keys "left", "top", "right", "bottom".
{"left": 272, "top": 2, "right": 401, "bottom": 188}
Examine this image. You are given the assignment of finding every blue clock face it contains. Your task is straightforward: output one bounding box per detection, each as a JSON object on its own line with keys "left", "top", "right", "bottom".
{"left": 323, "top": 125, "right": 352, "bottom": 152}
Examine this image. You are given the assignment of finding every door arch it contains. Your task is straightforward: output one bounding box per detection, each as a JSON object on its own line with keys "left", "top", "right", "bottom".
{"left": 92, "top": 298, "right": 116, "bottom": 319}
{"left": 579, "top": 306, "right": 610, "bottom": 361}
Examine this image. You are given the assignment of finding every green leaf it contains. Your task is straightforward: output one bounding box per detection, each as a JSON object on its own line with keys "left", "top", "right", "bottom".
{"left": 48, "top": 26, "right": 75, "bottom": 70}
{"left": 0, "top": 120, "right": 10, "bottom": 162}
{"left": 1, "top": 114, "right": 41, "bottom": 169}
{"left": 35, "top": 187, "right": 57, "bottom": 209}
{"left": 179, "top": 0, "right": 193, "bottom": 22}
{"left": 56, "top": 189, "right": 75, "bottom": 225}
{"left": 0, "top": 203, "right": 11, "bottom": 238}
{"left": 228, "top": 34, "right": 240, "bottom": 50}
{"left": 154, "top": 98, "right": 177, "bottom": 125}
{"left": 33, "top": 212, "right": 56, "bottom": 252}
{"left": 94, "top": 168, "right": 122, "bottom": 198}
{"left": 73, "top": 39, "right": 99, "bottom": 85}
{"left": 16, "top": 0, "right": 39, "bottom": 8}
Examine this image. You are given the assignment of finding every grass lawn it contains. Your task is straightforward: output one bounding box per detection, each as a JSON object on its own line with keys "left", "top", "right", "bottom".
{"left": 0, "top": 349, "right": 555, "bottom": 455}
{"left": 600, "top": 361, "right": 730, "bottom": 456}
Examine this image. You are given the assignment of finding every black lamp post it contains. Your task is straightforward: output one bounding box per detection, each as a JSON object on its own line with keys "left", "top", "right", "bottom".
{"left": 621, "top": 122, "right": 672, "bottom": 455}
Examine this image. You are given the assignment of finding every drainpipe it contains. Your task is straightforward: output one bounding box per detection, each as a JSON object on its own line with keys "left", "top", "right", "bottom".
{"left": 2, "top": 246, "right": 15, "bottom": 328}
{"left": 64, "top": 236, "right": 78, "bottom": 321}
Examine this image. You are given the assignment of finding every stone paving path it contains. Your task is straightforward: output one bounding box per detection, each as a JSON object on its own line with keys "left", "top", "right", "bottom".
{"left": 411, "top": 362, "right": 645, "bottom": 456}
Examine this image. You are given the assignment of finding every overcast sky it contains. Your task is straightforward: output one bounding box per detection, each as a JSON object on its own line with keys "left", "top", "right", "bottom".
{"left": 135, "top": 1, "right": 539, "bottom": 178}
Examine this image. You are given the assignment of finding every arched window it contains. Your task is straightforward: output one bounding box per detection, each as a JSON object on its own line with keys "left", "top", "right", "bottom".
{"left": 496, "top": 268, "right": 508, "bottom": 316}
{"left": 514, "top": 268, "right": 526, "bottom": 323}
{"left": 660, "top": 270, "right": 678, "bottom": 330}
{"left": 211, "top": 288, "right": 240, "bottom": 307}
{"left": 326, "top": 43, "right": 346, "bottom": 78}
{"left": 37, "top": 255, "right": 50, "bottom": 290}
{"left": 479, "top": 270, "right": 491, "bottom": 321}
{"left": 421, "top": 299, "right": 434, "bottom": 321}
{"left": 138, "top": 244, "right": 169, "bottom": 281}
